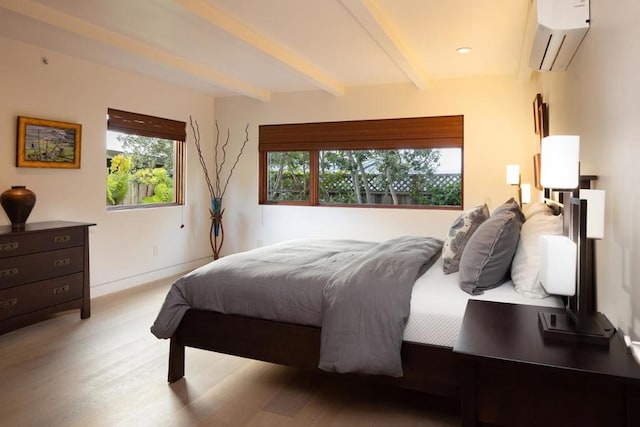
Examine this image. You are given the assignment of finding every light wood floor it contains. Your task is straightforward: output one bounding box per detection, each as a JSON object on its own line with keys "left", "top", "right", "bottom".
{"left": 0, "top": 275, "right": 460, "bottom": 427}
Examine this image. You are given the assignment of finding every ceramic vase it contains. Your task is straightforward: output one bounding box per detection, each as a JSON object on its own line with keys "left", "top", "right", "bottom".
{"left": 0, "top": 186, "right": 36, "bottom": 230}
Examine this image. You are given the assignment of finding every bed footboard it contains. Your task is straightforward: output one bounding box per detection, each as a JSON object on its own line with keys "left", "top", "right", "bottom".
{"left": 166, "top": 309, "right": 461, "bottom": 400}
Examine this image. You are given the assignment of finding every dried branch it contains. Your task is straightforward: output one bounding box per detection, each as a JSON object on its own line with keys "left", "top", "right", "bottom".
{"left": 189, "top": 116, "right": 214, "bottom": 199}
{"left": 189, "top": 116, "right": 249, "bottom": 200}
{"left": 217, "top": 127, "right": 230, "bottom": 191}
{"left": 220, "top": 123, "right": 249, "bottom": 198}
{"left": 214, "top": 121, "right": 221, "bottom": 197}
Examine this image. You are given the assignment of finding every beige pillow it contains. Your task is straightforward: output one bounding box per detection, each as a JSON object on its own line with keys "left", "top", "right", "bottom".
{"left": 511, "top": 213, "right": 564, "bottom": 298}
{"left": 524, "top": 201, "right": 553, "bottom": 220}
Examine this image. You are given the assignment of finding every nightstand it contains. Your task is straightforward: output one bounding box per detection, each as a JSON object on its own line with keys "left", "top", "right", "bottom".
{"left": 453, "top": 300, "right": 640, "bottom": 427}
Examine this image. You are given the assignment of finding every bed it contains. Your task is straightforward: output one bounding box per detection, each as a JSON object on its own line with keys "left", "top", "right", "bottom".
{"left": 151, "top": 199, "right": 564, "bottom": 403}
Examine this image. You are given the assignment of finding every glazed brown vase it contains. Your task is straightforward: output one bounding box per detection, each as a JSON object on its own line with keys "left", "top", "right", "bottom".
{"left": 0, "top": 186, "right": 37, "bottom": 230}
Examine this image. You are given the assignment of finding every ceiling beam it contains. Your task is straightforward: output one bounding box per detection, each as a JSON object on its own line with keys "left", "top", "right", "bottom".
{"left": 517, "top": 0, "right": 537, "bottom": 82}
{"left": 0, "top": 0, "right": 271, "bottom": 101}
{"left": 174, "top": 0, "right": 345, "bottom": 96}
{"left": 340, "top": 0, "right": 429, "bottom": 90}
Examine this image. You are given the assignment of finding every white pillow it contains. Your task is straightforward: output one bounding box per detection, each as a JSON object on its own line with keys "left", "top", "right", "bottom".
{"left": 511, "top": 212, "right": 563, "bottom": 298}
{"left": 524, "top": 201, "right": 553, "bottom": 220}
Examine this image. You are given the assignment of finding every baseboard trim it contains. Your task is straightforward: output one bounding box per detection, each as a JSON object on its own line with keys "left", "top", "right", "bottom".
{"left": 90, "top": 257, "right": 212, "bottom": 298}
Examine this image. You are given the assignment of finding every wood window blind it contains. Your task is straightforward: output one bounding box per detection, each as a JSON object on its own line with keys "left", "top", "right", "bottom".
{"left": 259, "top": 115, "right": 463, "bottom": 152}
{"left": 107, "top": 108, "right": 186, "bottom": 141}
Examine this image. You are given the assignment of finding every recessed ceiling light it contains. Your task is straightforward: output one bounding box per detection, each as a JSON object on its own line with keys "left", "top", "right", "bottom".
{"left": 456, "top": 47, "right": 472, "bottom": 54}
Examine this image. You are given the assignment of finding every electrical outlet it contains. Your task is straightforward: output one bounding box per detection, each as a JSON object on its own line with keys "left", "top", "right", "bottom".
{"left": 153, "top": 245, "right": 159, "bottom": 256}
{"left": 257, "top": 240, "right": 263, "bottom": 248}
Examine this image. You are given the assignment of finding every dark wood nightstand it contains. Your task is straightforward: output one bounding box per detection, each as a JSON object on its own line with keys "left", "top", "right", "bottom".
{"left": 453, "top": 300, "right": 640, "bottom": 427}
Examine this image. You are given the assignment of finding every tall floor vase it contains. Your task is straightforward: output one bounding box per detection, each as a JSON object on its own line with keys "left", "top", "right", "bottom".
{"left": 210, "top": 197, "right": 224, "bottom": 260}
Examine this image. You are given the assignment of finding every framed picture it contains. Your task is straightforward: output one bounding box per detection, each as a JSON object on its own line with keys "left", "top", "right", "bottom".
{"left": 533, "top": 93, "right": 549, "bottom": 142}
{"left": 17, "top": 116, "right": 82, "bottom": 169}
{"left": 533, "top": 153, "right": 542, "bottom": 190}
{"left": 533, "top": 93, "right": 543, "bottom": 134}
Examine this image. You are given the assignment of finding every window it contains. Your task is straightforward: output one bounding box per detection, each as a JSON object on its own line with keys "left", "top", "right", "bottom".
{"left": 106, "top": 109, "right": 185, "bottom": 209}
{"left": 259, "top": 116, "right": 463, "bottom": 209}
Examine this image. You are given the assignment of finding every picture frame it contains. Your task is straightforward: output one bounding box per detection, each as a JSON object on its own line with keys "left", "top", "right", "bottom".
{"left": 533, "top": 93, "right": 543, "bottom": 134}
{"left": 533, "top": 152, "right": 542, "bottom": 190}
{"left": 17, "top": 116, "right": 82, "bottom": 169}
{"left": 533, "top": 93, "right": 549, "bottom": 142}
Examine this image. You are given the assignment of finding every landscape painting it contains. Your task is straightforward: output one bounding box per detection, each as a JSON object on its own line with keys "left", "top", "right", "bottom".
{"left": 17, "top": 116, "right": 82, "bottom": 168}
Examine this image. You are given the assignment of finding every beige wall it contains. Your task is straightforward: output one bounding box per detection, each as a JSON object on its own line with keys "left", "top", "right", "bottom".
{"left": 0, "top": 36, "right": 216, "bottom": 296}
{"left": 541, "top": 0, "right": 640, "bottom": 336}
{"left": 215, "top": 76, "right": 541, "bottom": 254}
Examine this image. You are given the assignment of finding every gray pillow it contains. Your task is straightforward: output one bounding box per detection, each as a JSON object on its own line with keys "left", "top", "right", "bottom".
{"left": 442, "top": 204, "right": 489, "bottom": 274}
{"left": 491, "top": 197, "right": 526, "bottom": 222}
{"left": 459, "top": 208, "right": 524, "bottom": 295}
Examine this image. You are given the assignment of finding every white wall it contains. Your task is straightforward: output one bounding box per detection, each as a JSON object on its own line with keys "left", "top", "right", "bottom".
{"left": 540, "top": 0, "right": 640, "bottom": 337}
{"left": 215, "top": 76, "right": 541, "bottom": 254}
{"left": 0, "top": 36, "right": 215, "bottom": 296}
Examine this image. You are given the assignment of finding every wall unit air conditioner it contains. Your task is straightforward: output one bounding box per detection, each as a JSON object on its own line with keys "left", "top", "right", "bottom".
{"left": 529, "top": 0, "right": 590, "bottom": 72}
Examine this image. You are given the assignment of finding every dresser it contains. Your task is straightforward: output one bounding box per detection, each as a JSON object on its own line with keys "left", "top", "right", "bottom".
{"left": 0, "top": 221, "right": 95, "bottom": 335}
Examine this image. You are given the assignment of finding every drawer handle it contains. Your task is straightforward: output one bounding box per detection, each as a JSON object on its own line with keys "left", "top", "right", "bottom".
{"left": 0, "top": 268, "right": 18, "bottom": 278}
{"left": 53, "top": 285, "right": 70, "bottom": 295}
{"left": 54, "top": 258, "right": 71, "bottom": 267}
{"left": 54, "top": 235, "right": 71, "bottom": 244}
{"left": 0, "top": 298, "right": 17, "bottom": 309}
{"left": 0, "top": 242, "right": 19, "bottom": 251}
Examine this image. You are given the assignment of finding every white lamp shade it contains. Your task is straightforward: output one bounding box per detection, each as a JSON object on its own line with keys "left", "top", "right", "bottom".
{"left": 539, "top": 235, "right": 576, "bottom": 296}
{"left": 521, "top": 183, "right": 531, "bottom": 204}
{"left": 579, "top": 189, "right": 606, "bottom": 239}
{"left": 506, "top": 164, "right": 520, "bottom": 185}
{"left": 540, "top": 135, "right": 580, "bottom": 189}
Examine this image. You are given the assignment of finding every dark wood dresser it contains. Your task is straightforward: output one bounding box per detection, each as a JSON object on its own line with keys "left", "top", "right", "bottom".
{"left": 0, "top": 221, "right": 95, "bottom": 335}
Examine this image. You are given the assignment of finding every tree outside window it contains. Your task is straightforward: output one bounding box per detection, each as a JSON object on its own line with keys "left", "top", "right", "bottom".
{"left": 259, "top": 116, "right": 464, "bottom": 209}
{"left": 106, "top": 132, "right": 176, "bottom": 206}
{"left": 267, "top": 148, "right": 461, "bottom": 207}
{"left": 106, "top": 109, "right": 185, "bottom": 209}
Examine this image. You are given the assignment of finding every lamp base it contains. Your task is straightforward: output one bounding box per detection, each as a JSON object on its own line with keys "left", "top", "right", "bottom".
{"left": 538, "top": 311, "right": 615, "bottom": 346}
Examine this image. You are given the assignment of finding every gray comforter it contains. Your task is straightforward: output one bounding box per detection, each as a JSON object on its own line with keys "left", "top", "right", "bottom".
{"left": 150, "top": 236, "right": 442, "bottom": 377}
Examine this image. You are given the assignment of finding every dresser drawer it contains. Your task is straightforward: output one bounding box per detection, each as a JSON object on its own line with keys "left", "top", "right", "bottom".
{"left": 0, "top": 247, "right": 84, "bottom": 290}
{"left": 0, "top": 273, "right": 83, "bottom": 321}
{"left": 0, "top": 227, "right": 85, "bottom": 259}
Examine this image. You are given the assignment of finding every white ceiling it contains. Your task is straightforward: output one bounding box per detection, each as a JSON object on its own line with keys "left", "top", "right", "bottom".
{"left": 0, "top": 0, "right": 533, "bottom": 101}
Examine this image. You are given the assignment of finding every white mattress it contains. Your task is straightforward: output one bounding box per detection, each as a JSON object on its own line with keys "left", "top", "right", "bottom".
{"left": 403, "top": 257, "right": 563, "bottom": 347}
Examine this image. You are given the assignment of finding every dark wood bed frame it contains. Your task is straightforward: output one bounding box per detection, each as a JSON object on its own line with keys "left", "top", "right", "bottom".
{"left": 165, "top": 177, "right": 631, "bottom": 424}
{"left": 168, "top": 309, "right": 462, "bottom": 404}
{"left": 165, "top": 198, "right": 567, "bottom": 410}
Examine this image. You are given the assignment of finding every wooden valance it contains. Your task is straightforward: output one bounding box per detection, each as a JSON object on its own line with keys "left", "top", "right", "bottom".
{"left": 107, "top": 108, "right": 186, "bottom": 141}
{"left": 259, "top": 115, "right": 463, "bottom": 152}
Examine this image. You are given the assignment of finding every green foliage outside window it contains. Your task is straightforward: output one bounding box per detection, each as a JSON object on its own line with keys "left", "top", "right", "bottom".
{"left": 267, "top": 151, "right": 310, "bottom": 201}
{"left": 267, "top": 149, "right": 461, "bottom": 207}
{"left": 133, "top": 168, "right": 174, "bottom": 203}
{"left": 106, "top": 134, "right": 175, "bottom": 206}
{"left": 106, "top": 154, "right": 134, "bottom": 205}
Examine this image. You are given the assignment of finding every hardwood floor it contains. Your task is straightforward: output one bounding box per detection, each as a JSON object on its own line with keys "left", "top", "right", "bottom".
{"left": 0, "top": 275, "right": 460, "bottom": 426}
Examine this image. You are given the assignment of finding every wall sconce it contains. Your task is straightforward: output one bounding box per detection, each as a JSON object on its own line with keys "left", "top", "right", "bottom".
{"left": 506, "top": 164, "right": 520, "bottom": 185}
{"left": 520, "top": 183, "right": 531, "bottom": 204}
{"left": 579, "top": 189, "right": 605, "bottom": 239}
{"left": 506, "top": 164, "right": 530, "bottom": 206}
{"left": 540, "top": 135, "right": 580, "bottom": 190}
